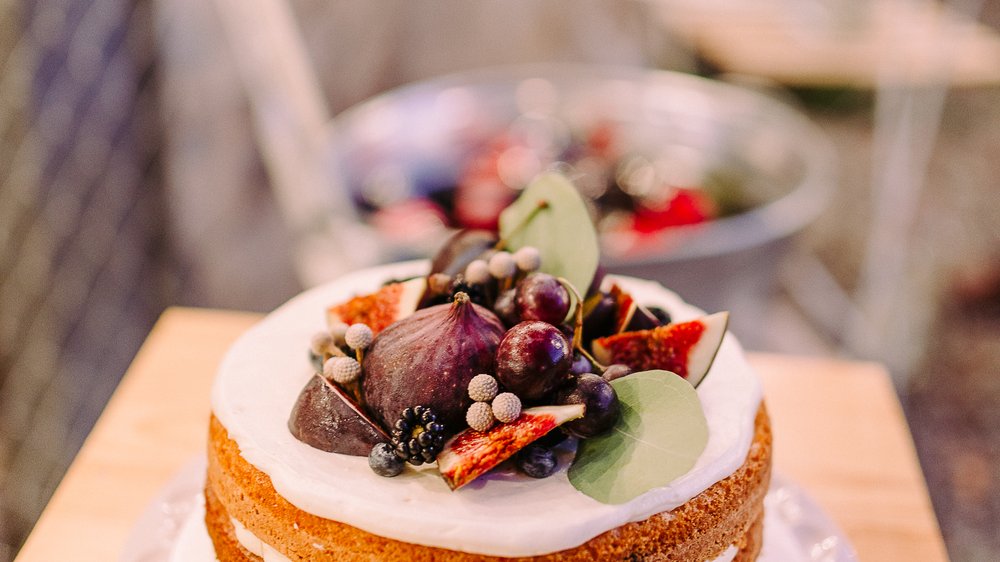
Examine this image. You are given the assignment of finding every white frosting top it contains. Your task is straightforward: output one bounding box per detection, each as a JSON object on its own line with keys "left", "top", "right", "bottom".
{"left": 211, "top": 261, "right": 762, "bottom": 557}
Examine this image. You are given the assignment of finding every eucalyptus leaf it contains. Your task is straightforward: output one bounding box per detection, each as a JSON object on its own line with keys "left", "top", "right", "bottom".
{"left": 498, "top": 172, "right": 599, "bottom": 297}
{"left": 568, "top": 370, "right": 708, "bottom": 504}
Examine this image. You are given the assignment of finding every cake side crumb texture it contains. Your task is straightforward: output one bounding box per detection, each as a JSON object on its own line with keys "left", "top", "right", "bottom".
{"left": 205, "top": 405, "right": 771, "bottom": 561}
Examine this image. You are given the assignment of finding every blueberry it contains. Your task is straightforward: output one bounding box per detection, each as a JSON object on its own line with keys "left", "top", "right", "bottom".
{"left": 369, "top": 442, "right": 405, "bottom": 477}
{"left": 516, "top": 444, "right": 558, "bottom": 479}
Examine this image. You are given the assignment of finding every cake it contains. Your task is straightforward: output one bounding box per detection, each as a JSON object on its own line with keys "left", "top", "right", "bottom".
{"left": 204, "top": 173, "right": 771, "bottom": 561}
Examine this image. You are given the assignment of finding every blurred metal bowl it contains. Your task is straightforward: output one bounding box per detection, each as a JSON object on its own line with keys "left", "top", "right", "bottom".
{"left": 327, "top": 64, "right": 835, "bottom": 345}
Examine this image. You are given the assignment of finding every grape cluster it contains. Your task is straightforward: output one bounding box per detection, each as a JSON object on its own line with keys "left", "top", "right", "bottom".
{"left": 494, "top": 270, "right": 624, "bottom": 448}
{"left": 515, "top": 273, "right": 570, "bottom": 325}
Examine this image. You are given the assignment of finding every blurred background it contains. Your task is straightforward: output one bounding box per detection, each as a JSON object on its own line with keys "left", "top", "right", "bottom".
{"left": 1, "top": 0, "right": 999, "bottom": 560}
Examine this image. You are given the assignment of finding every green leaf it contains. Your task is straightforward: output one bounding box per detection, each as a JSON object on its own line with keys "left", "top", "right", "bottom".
{"left": 498, "top": 172, "right": 599, "bottom": 297}
{"left": 568, "top": 370, "right": 708, "bottom": 504}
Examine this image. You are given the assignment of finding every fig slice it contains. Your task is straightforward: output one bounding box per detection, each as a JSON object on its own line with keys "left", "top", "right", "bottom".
{"left": 288, "top": 374, "right": 389, "bottom": 456}
{"left": 437, "top": 404, "right": 584, "bottom": 490}
{"left": 591, "top": 311, "right": 729, "bottom": 388}
{"left": 609, "top": 284, "right": 660, "bottom": 334}
{"left": 326, "top": 276, "right": 426, "bottom": 335}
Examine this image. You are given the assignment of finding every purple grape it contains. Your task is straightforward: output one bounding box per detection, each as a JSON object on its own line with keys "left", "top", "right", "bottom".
{"left": 557, "top": 374, "right": 620, "bottom": 438}
{"left": 495, "top": 321, "right": 572, "bottom": 401}
{"left": 516, "top": 273, "right": 571, "bottom": 326}
{"left": 582, "top": 293, "right": 616, "bottom": 344}
{"left": 570, "top": 352, "right": 592, "bottom": 375}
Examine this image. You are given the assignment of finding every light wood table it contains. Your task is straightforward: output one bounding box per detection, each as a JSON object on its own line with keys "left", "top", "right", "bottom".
{"left": 14, "top": 307, "right": 949, "bottom": 561}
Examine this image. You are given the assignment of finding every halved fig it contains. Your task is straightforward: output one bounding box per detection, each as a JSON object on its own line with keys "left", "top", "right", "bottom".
{"left": 288, "top": 374, "right": 389, "bottom": 456}
{"left": 609, "top": 284, "right": 660, "bottom": 334}
{"left": 326, "top": 276, "right": 426, "bottom": 335}
{"left": 437, "top": 404, "right": 584, "bottom": 490}
{"left": 591, "top": 311, "right": 729, "bottom": 388}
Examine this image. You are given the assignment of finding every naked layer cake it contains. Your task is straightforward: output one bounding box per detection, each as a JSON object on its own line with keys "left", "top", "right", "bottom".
{"left": 204, "top": 173, "right": 771, "bottom": 561}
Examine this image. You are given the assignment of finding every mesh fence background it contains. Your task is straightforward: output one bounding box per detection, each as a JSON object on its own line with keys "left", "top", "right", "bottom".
{"left": 0, "top": 1, "right": 171, "bottom": 558}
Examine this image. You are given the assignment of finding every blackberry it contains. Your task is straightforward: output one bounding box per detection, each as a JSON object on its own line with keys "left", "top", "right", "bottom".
{"left": 516, "top": 444, "right": 558, "bottom": 479}
{"left": 390, "top": 405, "right": 447, "bottom": 466}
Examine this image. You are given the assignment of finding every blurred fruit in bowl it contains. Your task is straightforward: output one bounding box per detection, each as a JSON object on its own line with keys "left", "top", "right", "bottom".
{"left": 327, "top": 64, "right": 835, "bottom": 346}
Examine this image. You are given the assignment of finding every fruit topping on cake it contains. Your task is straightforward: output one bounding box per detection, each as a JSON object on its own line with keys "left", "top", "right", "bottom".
{"left": 437, "top": 404, "right": 584, "bottom": 490}
{"left": 555, "top": 373, "right": 620, "bottom": 439}
{"left": 368, "top": 442, "right": 405, "bottom": 477}
{"left": 362, "top": 292, "right": 505, "bottom": 435}
{"left": 515, "top": 272, "right": 571, "bottom": 325}
{"left": 609, "top": 283, "right": 661, "bottom": 334}
{"left": 495, "top": 321, "right": 572, "bottom": 401}
{"left": 569, "top": 370, "right": 709, "bottom": 504}
{"left": 389, "top": 405, "right": 447, "bottom": 466}
{"left": 289, "top": 171, "right": 723, "bottom": 494}
{"left": 287, "top": 374, "right": 389, "bottom": 456}
{"left": 326, "top": 276, "right": 426, "bottom": 335}
{"left": 515, "top": 443, "right": 559, "bottom": 479}
{"left": 592, "top": 311, "right": 729, "bottom": 388}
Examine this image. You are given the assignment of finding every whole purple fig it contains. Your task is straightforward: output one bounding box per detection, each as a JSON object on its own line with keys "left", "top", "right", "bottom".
{"left": 362, "top": 293, "right": 504, "bottom": 436}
